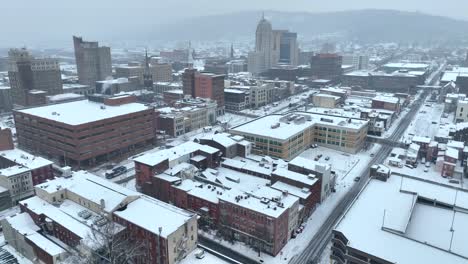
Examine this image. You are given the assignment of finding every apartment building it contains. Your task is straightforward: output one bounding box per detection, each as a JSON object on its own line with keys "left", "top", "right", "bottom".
{"left": 157, "top": 98, "right": 217, "bottom": 137}
{"left": 2, "top": 171, "right": 197, "bottom": 264}
{"left": 230, "top": 112, "right": 368, "bottom": 160}
{"left": 133, "top": 141, "right": 221, "bottom": 191}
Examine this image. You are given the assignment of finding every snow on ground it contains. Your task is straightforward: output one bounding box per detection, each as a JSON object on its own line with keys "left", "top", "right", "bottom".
{"left": 400, "top": 101, "right": 452, "bottom": 143}
{"left": 200, "top": 144, "right": 381, "bottom": 264}
{"left": 317, "top": 242, "right": 332, "bottom": 264}
{"left": 180, "top": 248, "right": 231, "bottom": 264}
{"left": 121, "top": 178, "right": 137, "bottom": 191}
{"left": 385, "top": 159, "right": 468, "bottom": 189}
{"left": 218, "top": 112, "right": 254, "bottom": 127}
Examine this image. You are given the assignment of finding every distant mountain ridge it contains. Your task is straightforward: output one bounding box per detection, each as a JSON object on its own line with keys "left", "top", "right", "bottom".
{"left": 151, "top": 9, "right": 468, "bottom": 42}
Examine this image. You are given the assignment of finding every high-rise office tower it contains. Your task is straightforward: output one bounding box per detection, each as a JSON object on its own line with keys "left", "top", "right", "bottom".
{"left": 464, "top": 51, "right": 468, "bottom": 67}
{"left": 182, "top": 68, "right": 197, "bottom": 98}
{"left": 342, "top": 54, "right": 370, "bottom": 70}
{"left": 248, "top": 15, "right": 299, "bottom": 74}
{"left": 248, "top": 14, "right": 274, "bottom": 75}
{"left": 8, "top": 48, "right": 63, "bottom": 106}
{"left": 143, "top": 49, "right": 153, "bottom": 89}
{"left": 273, "top": 30, "right": 299, "bottom": 66}
{"left": 73, "top": 36, "right": 112, "bottom": 87}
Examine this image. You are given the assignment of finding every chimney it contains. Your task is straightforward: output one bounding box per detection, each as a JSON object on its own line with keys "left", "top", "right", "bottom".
{"left": 0, "top": 127, "right": 14, "bottom": 151}
{"left": 100, "top": 199, "right": 106, "bottom": 210}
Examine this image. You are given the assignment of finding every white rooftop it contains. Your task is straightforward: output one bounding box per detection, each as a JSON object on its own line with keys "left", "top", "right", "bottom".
{"left": 0, "top": 148, "right": 53, "bottom": 170}
{"left": 219, "top": 186, "right": 298, "bottom": 218}
{"left": 384, "top": 62, "right": 430, "bottom": 69}
{"left": 17, "top": 99, "right": 150, "bottom": 125}
{"left": 373, "top": 95, "right": 399, "bottom": 104}
{"left": 5, "top": 213, "right": 66, "bottom": 256}
{"left": 230, "top": 113, "right": 367, "bottom": 141}
{"left": 113, "top": 195, "right": 194, "bottom": 238}
{"left": 36, "top": 170, "right": 138, "bottom": 213}
{"left": 335, "top": 175, "right": 468, "bottom": 264}
{"left": 133, "top": 141, "right": 219, "bottom": 167}
{"left": 273, "top": 167, "right": 318, "bottom": 186}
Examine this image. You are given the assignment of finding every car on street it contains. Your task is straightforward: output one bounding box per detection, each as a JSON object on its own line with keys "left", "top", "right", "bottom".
{"left": 354, "top": 177, "right": 361, "bottom": 182}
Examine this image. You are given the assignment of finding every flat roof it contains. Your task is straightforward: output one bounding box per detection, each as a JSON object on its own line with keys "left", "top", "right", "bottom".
{"left": 0, "top": 148, "right": 53, "bottom": 170}
{"left": 335, "top": 175, "right": 468, "bottom": 264}
{"left": 5, "top": 213, "right": 66, "bottom": 256}
{"left": 373, "top": 95, "right": 399, "bottom": 104}
{"left": 384, "top": 62, "right": 430, "bottom": 69}
{"left": 133, "top": 141, "right": 219, "bottom": 167}
{"left": 230, "top": 113, "right": 367, "bottom": 141}
{"left": 0, "top": 165, "right": 30, "bottom": 177}
{"left": 271, "top": 181, "right": 311, "bottom": 199}
{"left": 273, "top": 167, "right": 318, "bottom": 186}
{"left": 113, "top": 196, "right": 194, "bottom": 238}
{"left": 17, "top": 99, "right": 150, "bottom": 125}
{"left": 36, "top": 170, "right": 137, "bottom": 213}
{"left": 219, "top": 186, "right": 298, "bottom": 218}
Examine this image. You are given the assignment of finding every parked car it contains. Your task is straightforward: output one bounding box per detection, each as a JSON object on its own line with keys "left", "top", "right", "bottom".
{"left": 354, "top": 177, "right": 361, "bottom": 182}
{"left": 425, "top": 162, "right": 430, "bottom": 168}
{"left": 424, "top": 167, "right": 429, "bottom": 172}
{"left": 325, "top": 156, "right": 330, "bottom": 161}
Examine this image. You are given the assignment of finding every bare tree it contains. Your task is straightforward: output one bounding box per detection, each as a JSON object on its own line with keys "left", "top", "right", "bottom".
{"left": 63, "top": 219, "right": 148, "bottom": 264}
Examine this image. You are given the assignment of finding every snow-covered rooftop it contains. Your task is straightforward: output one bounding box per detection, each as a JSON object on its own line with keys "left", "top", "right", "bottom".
{"left": 384, "top": 62, "right": 430, "bottom": 69}
{"left": 230, "top": 113, "right": 367, "bottom": 141}
{"left": 36, "top": 170, "right": 138, "bottom": 213}
{"left": 4, "top": 213, "right": 66, "bottom": 256}
{"left": 113, "top": 195, "right": 194, "bottom": 238}
{"left": 0, "top": 165, "right": 30, "bottom": 177}
{"left": 373, "top": 95, "right": 399, "bottom": 104}
{"left": 132, "top": 141, "right": 219, "bottom": 167}
{"left": 16, "top": 99, "right": 150, "bottom": 125}
{"left": 335, "top": 175, "right": 468, "bottom": 264}
{"left": 200, "top": 132, "right": 238, "bottom": 148}
{"left": 273, "top": 167, "right": 318, "bottom": 186}
{"left": 219, "top": 186, "right": 298, "bottom": 218}
{"left": 0, "top": 148, "right": 53, "bottom": 170}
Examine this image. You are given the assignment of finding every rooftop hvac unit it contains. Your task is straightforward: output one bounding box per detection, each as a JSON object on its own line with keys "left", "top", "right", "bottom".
{"left": 320, "top": 118, "right": 333, "bottom": 123}
{"left": 271, "top": 122, "right": 280, "bottom": 129}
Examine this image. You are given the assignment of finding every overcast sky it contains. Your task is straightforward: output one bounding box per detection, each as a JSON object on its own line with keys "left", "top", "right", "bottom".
{"left": 2, "top": 0, "right": 468, "bottom": 48}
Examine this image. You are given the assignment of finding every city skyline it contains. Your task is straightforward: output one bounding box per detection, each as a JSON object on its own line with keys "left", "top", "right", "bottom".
{"left": 1, "top": 1, "right": 468, "bottom": 48}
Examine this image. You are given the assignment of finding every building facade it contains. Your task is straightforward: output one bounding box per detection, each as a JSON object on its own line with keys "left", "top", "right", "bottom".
{"left": 14, "top": 95, "right": 155, "bottom": 168}
{"left": 73, "top": 36, "right": 112, "bottom": 87}
{"left": 230, "top": 113, "right": 368, "bottom": 160}
{"left": 8, "top": 48, "right": 63, "bottom": 106}
{"left": 310, "top": 53, "right": 343, "bottom": 82}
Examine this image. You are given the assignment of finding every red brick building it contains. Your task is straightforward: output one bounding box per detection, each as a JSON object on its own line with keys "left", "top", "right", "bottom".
{"left": 194, "top": 72, "right": 225, "bottom": 113}
{"left": 133, "top": 141, "right": 221, "bottom": 191}
{"left": 0, "top": 148, "right": 54, "bottom": 186}
{"left": 163, "top": 89, "right": 184, "bottom": 105}
{"left": 0, "top": 127, "right": 14, "bottom": 151}
{"left": 14, "top": 95, "right": 155, "bottom": 168}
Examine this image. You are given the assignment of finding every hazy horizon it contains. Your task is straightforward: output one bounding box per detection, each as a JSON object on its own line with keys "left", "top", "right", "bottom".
{"left": 2, "top": 0, "right": 468, "bottom": 48}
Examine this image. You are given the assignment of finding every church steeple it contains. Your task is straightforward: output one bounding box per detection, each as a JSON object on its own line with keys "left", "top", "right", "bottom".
{"left": 230, "top": 43, "right": 234, "bottom": 59}
{"left": 143, "top": 48, "right": 153, "bottom": 89}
